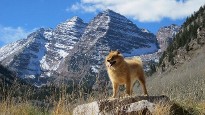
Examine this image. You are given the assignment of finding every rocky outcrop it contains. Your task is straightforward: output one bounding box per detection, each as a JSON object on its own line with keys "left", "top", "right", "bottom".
{"left": 73, "top": 95, "right": 170, "bottom": 115}
{"left": 157, "top": 24, "right": 180, "bottom": 52}
{"left": 73, "top": 95, "right": 192, "bottom": 115}
{"left": 197, "top": 26, "right": 205, "bottom": 45}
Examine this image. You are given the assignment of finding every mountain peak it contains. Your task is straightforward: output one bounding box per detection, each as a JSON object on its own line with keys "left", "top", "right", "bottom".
{"left": 61, "top": 16, "right": 83, "bottom": 26}
{"left": 100, "top": 9, "right": 135, "bottom": 27}
{"left": 55, "top": 16, "right": 87, "bottom": 34}
{"left": 104, "top": 9, "right": 115, "bottom": 13}
{"left": 171, "top": 24, "right": 177, "bottom": 26}
{"left": 103, "top": 9, "right": 122, "bottom": 17}
{"left": 69, "top": 16, "right": 83, "bottom": 22}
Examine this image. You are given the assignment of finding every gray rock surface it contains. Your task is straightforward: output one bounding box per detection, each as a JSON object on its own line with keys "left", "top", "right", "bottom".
{"left": 73, "top": 95, "right": 169, "bottom": 115}
{"left": 157, "top": 24, "right": 180, "bottom": 52}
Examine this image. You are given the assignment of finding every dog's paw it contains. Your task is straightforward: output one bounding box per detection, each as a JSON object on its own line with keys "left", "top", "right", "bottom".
{"left": 110, "top": 95, "right": 116, "bottom": 98}
{"left": 143, "top": 94, "right": 149, "bottom": 96}
{"left": 122, "top": 94, "right": 131, "bottom": 98}
{"left": 108, "top": 96, "right": 116, "bottom": 100}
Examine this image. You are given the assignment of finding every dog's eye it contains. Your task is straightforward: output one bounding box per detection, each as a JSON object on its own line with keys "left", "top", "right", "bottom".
{"left": 111, "top": 56, "right": 116, "bottom": 59}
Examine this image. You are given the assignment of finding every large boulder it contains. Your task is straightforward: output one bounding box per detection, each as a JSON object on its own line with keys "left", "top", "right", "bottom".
{"left": 73, "top": 95, "right": 170, "bottom": 115}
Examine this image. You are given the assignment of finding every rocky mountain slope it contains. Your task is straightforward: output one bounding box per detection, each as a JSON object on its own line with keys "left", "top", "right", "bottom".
{"left": 0, "top": 10, "right": 159, "bottom": 88}
{"left": 0, "top": 17, "right": 87, "bottom": 86}
{"left": 156, "top": 24, "right": 180, "bottom": 52}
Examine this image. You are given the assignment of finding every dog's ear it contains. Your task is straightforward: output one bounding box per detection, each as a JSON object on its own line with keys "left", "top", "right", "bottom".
{"left": 116, "top": 50, "right": 120, "bottom": 54}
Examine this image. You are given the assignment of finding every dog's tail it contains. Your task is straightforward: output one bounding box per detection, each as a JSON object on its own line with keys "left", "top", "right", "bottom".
{"left": 133, "top": 56, "right": 143, "bottom": 66}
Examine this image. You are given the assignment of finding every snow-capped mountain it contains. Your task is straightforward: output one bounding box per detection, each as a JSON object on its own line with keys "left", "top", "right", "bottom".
{"left": 156, "top": 24, "right": 180, "bottom": 52}
{"left": 59, "top": 10, "right": 158, "bottom": 89}
{"left": 0, "top": 17, "right": 87, "bottom": 86}
{"left": 0, "top": 10, "right": 159, "bottom": 87}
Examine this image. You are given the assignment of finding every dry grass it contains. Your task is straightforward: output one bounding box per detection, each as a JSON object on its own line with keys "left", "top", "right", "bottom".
{"left": 0, "top": 89, "right": 81, "bottom": 115}
{"left": 0, "top": 81, "right": 48, "bottom": 115}
{"left": 0, "top": 98, "right": 46, "bottom": 115}
{"left": 197, "top": 101, "right": 205, "bottom": 114}
{"left": 50, "top": 89, "right": 98, "bottom": 115}
{"left": 152, "top": 102, "right": 172, "bottom": 115}
{"left": 52, "top": 97, "right": 72, "bottom": 115}
{"left": 178, "top": 100, "right": 205, "bottom": 115}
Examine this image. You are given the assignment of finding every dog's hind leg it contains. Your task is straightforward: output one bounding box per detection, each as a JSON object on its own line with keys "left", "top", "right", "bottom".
{"left": 138, "top": 76, "right": 148, "bottom": 96}
{"left": 130, "top": 80, "right": 136, "bottom": 96}
{"left": 125, "top": 82, "right": 132, "bottom": 96}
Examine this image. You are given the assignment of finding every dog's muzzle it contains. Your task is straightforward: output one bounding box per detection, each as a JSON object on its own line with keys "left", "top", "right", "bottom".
{"left": 107, "top": 60, "right": 116, "bottom": 67}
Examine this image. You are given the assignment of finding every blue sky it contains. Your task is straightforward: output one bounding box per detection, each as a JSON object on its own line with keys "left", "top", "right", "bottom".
{"left": 0, "top": 0, "right": 204, "bottom": 47}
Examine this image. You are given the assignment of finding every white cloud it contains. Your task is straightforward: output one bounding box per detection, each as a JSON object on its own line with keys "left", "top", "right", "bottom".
{"left": 69, "top": 0, "right": 205, "bottom": 22}
{"left": 0, "top": 25, "right": 34, "bottom": 45}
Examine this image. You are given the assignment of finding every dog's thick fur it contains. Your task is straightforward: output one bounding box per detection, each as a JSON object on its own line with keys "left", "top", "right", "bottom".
{"left": 105, "top": 50, "right": 148, "bottom": 98}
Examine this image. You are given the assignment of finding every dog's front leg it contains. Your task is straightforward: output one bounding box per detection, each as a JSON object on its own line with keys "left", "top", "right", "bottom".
{"left": 112, "top": 82, "right": 119, "bottom": 98}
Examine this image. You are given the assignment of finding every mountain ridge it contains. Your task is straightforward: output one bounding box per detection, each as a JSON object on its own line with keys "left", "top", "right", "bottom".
{"left": 0, "top": 17, "right": 87, "bottom": 86}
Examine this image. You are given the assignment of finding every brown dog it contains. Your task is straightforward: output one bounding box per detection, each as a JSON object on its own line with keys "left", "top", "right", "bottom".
{"left": 105, "top": 50, "right": 148, "bottom": 98}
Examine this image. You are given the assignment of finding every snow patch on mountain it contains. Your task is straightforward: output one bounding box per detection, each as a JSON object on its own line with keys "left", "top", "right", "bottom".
{"left": 0, "top": 39, "right": 30, "bottom": 63}
{"left": 58, "top": 50, "right": 69, "bottom": 58}
{"left": 141, "top": 28, "right": 150, "bottom": 33}
{"left": 123, "top": 43, "right": 158, "bottom": 57}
